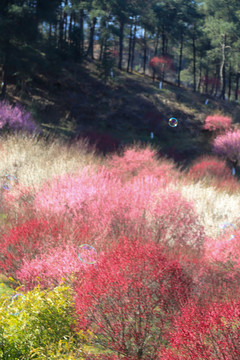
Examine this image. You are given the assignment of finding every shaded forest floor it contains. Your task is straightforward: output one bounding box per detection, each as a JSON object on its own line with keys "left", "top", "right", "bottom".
{"left": 5, "top": 59, "right": 240, "bottom": 169}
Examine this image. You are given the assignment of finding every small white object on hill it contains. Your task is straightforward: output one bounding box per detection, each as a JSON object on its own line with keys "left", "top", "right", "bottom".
{"left": 159, "top": 81, "right": 162, "bottom": 89}
{"left": 205, "top": 99, "right": 209, "bottom": 105}
{"left": 150, "top": 132, "right": 154, "bottom": 139}
{"left": 110, "top": 69, "right": 114, "bottom": 77}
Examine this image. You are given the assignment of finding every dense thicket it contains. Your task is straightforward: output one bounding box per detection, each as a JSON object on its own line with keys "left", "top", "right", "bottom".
{"left": 1, "top": 0, "right": 240, "bottom": 100}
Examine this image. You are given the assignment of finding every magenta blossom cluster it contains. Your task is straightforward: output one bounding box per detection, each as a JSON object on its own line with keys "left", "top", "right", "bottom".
{"left": 0, "top": 101, "right": 39, "bottom": 133}
{"left": 212, "top": 129, "right": 240, "bottom": 163}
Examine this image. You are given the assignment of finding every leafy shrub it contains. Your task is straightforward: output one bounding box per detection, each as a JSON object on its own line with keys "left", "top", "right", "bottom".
{"left": 159, "top": 299, "right": 240, "bottom": 360}
{"left": 74, "top": 237, "right": 193, "bottom": 360}
{"left": 212, "top": 129, "right": 240, "bottom": 164}
{"left": 203, "top": 114, "right": 232, "bottom": 133}
{"left": 0, "top": 285, "right": 83, "bottom": 359}
{"left": 187, "top": 156, "right": 232, "bottom": 182}
{"left": 0, "top": 101, "right": 39, "bottom": 134}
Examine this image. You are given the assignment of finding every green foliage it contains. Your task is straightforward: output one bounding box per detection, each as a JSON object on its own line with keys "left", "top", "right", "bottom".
{"left": 97, "top": 43, "right": 115, "bottom": 85}
{"left": 0, "top": 285, "right": 84, "bottom": 360}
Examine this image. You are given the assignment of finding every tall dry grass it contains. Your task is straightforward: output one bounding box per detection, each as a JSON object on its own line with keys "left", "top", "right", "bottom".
{"left": 0, "top": 133, "right": 102, "bottom": 191}
{"left": 176, "top": 180, "right": 240, "bottom": 238}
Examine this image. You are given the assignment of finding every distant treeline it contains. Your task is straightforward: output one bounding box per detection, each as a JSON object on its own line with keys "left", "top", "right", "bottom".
{"left": 0, "top": 0, "right": 240, "bottom": 100}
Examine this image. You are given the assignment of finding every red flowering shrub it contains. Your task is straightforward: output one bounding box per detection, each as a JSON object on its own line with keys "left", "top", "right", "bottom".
{"left": 203, "top": 114, "right": 232, "bottom": 133}
{"left": 187, "top": 156, "right": 232, "bottom": 182}
{"left": 0, "top": 216, "right": 80, "bottom": 277}
{"left": 212, "top": 129, "right": 240, "bottom": 164}
{"left": 149, "top": 56, "right": 173, "bottom": 73}
{"left": 159, "top": 300, "right": 240, "bottom": 360}
{"left": 74, "top": 237, "right": 193, "bottom": 360}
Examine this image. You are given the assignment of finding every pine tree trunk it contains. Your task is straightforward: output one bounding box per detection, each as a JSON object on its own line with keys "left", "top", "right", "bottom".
{"left": 161, "top": 26, "right": 165, "bottom": 56}
{"left": 131, "top": 18, "right": 137, "bottom": 72}
{"left": 1, "top": 42, "right": 9, "bottom": 99}
{"left": 63, "top": 0, "right": 68, "bottom": 42}
{"left": 205, "top": 68, "right": 208, "bottom": 94}
{"left": 87, "top": 17, "right": 97, "bottom": 59}
{"left": 127, "top": 23, "right": 133, "bottom": 73}
{"left": 235, "top": 72, "right": 239, "bottom": 101}
{"left": 193, "top": 33, "right": 196, "bottom": 92}
{"left": 59, "top": 8, "right": 64, "bottom": 49}
{"left": 197, "top": 64, "right": 202, "bottom": 92}
{"left": 48, "top": 23, "right": 52, "bottom": 40}
{"left": 118, "top": 19, "right": 124, "bottom": 70}
{"left": 215, "top": 68, "right": 220, "bottom": 97}
{"left": 153, "top": 28, "right": 160, "bottom": 81}
{"left": 69, "top": 13, "right": 73, "bottom": 45}
{"left": 177, "top": 33, "right": 183, "bottom": 87}
{"left": 143, "top": 28, "right": 147, "bottom": 75}
{"left": 228, "top": 64, "right": 232, "bottom": 100}
{"left": 220, "top": 34, "right": 226, "bottom": 100}
{"left": 80, "top": 9, "right": 84, "bottom": 57}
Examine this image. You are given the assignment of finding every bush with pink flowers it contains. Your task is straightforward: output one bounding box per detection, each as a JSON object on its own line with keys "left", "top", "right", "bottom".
{"left": 212, "top": 129, "right": 240, "bottom": 164}
{"left": 203, "top": 114, "right": 232, "bottom": 133}
{"left": 0, "top": 101, "right": 39, "bottom": 133}
{"left": 187, "top": 155, "right": 232, "bottom": 182}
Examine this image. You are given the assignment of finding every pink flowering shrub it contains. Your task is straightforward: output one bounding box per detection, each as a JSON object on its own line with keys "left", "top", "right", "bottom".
{"left": 212, "top": 129, "right": 240, "bottom": 163}
{"left": 148, "top": 189, "right": 205, "bottom": 259}
{"left": 74, "top": 236, "right": 193, "bottom": 360}
{"left": 159, "top": 300, "right": 240, "bottom": 360}
{"left": 15, "top": 243, "right": 85, "bottom": 290}
{"left": 187, "top": 156, "right": 232, "bottom": 182}
{"left": 203, "top": 114, "right": 232, "bottom": 133}
{"left": 0, "top": 101, "right": 39, "bottom": 133}
{"left": 107, "top": 148, "right": 179, "bottom": 183}
{"left": 34, "top": 163, "right": 204, "bottom": 258}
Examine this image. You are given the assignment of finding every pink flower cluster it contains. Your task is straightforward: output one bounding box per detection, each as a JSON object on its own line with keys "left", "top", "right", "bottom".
{"left": 0, "top": 101, "right": 39, "bottom": 133}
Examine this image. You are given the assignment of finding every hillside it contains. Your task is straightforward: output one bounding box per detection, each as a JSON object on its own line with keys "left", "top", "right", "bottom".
{"left": 5, "top": 59, "right": 240, "bottom": 168}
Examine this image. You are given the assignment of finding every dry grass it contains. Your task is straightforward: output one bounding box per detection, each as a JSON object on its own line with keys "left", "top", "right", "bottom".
{"left": 0, "top": 133, "right": 103, "bottom": 192}
{"left": 177, "top": 180, "right": 240, "bottom": 238}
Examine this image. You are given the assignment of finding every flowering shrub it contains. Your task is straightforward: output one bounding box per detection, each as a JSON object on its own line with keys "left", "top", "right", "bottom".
{"left": 34, "top": 162, "right": 204, "bottom": 258}
{"left": 187, "top": 156, "right": 232, "bottom": 182}
{"left": 0, "top": 217, "right": 71, "bottom": 277}
{"left": 108, "top": 148, "right": 179, "bottom": 183}
{"left": 149, "top": 189, "right": 205, "bottom": 259}
{"left": 74, "top": 237, "right": 193, "bottom": 360}
{"left": 212, "top": 129, "right": 240, "bottom": 164}
{"left": 15, "top": 243, "right": 83, "bottom": 290}
{"left": 149, "top": 56, "right": 173, "bottom": 73}
{"left": 0, "top": 101, "right": 39, "bottom": 133}
{"left": 159, "top": 300, "right": 240, "bottom": 360}
{"left": 203, "top": 114, "right": 232, "bottom": 133}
